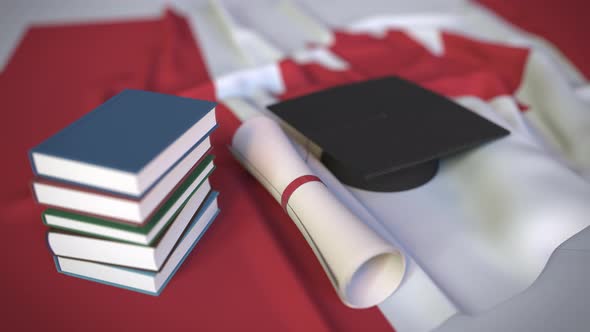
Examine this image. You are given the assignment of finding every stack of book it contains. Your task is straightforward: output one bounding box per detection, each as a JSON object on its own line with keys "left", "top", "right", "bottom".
{"left": 29, "top": 89, "right": 220, "bottom": 295}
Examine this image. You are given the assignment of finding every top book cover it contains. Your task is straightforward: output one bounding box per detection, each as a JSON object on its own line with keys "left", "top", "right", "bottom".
{"left": 29, "top": 89, "right": 217, "bottom": 197}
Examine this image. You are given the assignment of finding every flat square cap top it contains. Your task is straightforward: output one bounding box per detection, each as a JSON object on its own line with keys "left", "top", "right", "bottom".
{"left": 268, "top": 76, "right": 509, "bottom": 191}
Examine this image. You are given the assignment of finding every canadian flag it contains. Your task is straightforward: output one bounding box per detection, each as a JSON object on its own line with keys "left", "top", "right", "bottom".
{"left": 1, "top": 1, "right": 589, "bottom": 332}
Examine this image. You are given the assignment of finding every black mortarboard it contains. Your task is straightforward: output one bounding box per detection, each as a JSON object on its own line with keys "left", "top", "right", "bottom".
{"left": 268, "top": 76, "right": 509, "bottom": 192}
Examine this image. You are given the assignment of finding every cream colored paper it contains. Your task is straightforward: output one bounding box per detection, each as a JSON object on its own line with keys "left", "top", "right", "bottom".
{"left": 231, "top": 116, "right": 405, "bottom": 308}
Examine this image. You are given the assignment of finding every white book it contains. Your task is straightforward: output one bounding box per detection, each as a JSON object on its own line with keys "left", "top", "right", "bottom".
{"left": 42, "top": 157, "right": 214, "bottom": 245}
{"left": 33, "top": 136, "right": 211, "bottom": 224}
{"left": 54, "top": 192, "right": 219, "bottom": 296}
{"left": 49, "top": 181, "right": 212, "bottom": 271}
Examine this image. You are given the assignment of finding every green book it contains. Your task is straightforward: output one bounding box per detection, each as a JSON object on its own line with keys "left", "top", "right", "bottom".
{"left": 42, "top": 155, "right": 215, "bottom": 245}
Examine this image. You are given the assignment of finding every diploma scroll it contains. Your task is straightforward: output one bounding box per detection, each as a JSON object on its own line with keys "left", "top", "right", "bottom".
{"left": 231, "top": 116, "right": 405, "bottom": 308}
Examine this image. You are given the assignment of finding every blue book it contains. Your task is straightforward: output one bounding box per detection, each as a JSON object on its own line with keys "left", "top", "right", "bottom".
{"left": 29, "top": 89, "right": 217, "bottom": 198}
{"left": 54, "top": 192, "right": 220, "bottom": 296}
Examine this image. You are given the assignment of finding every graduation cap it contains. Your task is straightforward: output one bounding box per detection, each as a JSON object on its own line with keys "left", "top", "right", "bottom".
{"left": 267, "top": 76, "right": 509, "bottom": 192}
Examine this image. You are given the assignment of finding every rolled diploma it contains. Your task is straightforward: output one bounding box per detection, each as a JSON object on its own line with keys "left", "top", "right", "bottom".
{"left": 231, "top": 116, "right": 405, "bottom": 308}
